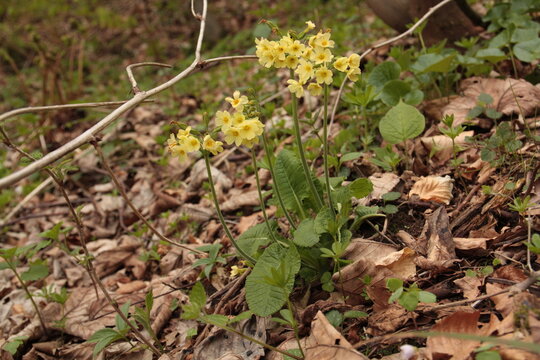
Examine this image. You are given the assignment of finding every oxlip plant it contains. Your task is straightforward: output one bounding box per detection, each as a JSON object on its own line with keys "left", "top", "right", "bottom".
{"left": 166, "top": 22, "right": 368, "bottom": 337}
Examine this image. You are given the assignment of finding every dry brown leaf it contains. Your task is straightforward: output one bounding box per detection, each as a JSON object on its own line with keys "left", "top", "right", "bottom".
{"left": 343, "top": 239, "right": 398, "bottom": 263}
{"left": 375, "top": 247, "right": 417, "bottom": 281}
{"left": 454, "top": 276, "right": 482, "bottom": 300}
{"left": 427, "top": 311, "right": 488, "bottom": 360}
{"left": 421, "top": 206, "right": 457, "bottom": 264}
{"left": 116, "top": 280, "right": 147, "bottom": 295}
{"left": 453, "top": 237, "right": 488, "bottom": 251}
{"left": 409, "top": 176, "right": 454, "bottom": 205}
{"left": 442, "top": 77, "right": 540, "bottom": 126}
{"left": 367, "top": 305, "right": 412, "bottom": 335}
{"left": 303, "top": 311, "right": 368, "bottom": 360}
{"left": 221, "top": 189, "right": 260, "bottom": 212}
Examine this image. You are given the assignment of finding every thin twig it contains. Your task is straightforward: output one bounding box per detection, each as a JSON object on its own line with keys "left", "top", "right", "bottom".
{"left": 91, "top": 139, "right": 203, "bottom": 254}
{"left": 0, "top": 0, "right": 208, "bottom": 189}
{"left": 0, "top": 101, "right": 151, "bottom": 125}
{"left": 358, "top": 0, "right": 455, "bottom": 62}
{"left": 126, "top": 62, "right": 172, "bottom": 93}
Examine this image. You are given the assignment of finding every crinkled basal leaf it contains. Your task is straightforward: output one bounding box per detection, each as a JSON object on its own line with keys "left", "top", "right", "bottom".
{"left": 237, "top": 221, "right": 278, "bottom": 258}
{"left": 379, "top": 101, "right": 425, "bottom": 144}
{"left": 381, "top": 79, "right": 411, "bottom": 106}
{"left": 367, "top": 61, "right": 401, "bottom": 90}
{"left": 246, "top": 244, "right": 300, "bottom": 316}
{"left": 274, "top": 150, "right": 309, "bottom": 215}
{"left": 293, "top": 218, "right": 319, "bottom": 247}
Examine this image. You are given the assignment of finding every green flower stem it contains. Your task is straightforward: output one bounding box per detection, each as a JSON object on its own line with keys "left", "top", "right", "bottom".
{"left": 290, "top": 87, "right": 323, "bottom": 211}
{"left": 323, "top": 84, "right": 336, "bottom": 217}
{"left": 250, "top": 149, "right": 278, "bottom": 244}
{"left": 203, "top": 152, "right": 256, "bottom": 264}
{"left": 261, "top": 133, "right": 297, "bottom": 230}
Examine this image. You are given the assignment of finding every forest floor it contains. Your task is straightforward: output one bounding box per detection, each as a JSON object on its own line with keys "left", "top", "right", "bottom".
{"left": 0, "top": 1, "right": 539, "bottom": 360}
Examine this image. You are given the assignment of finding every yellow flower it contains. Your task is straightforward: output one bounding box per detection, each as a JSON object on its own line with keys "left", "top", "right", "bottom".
{"left": 258, "top": 51, "right": 277, "bottom": 68}
{"left": 287, "top": 40, "right": 305, "bottom": 57}
{"left": 312, "top": 47, "right": 334, "bottom": 65}
{"left": 238, "top": 118, "right": 263, "bottom": 140}
{"left": 181, "top": 135, "right": 200, "bottom": 152}
{"left": 202, "top": 135, "right": 224, "bottom": 155}
{"left": 232, "top": 112, "right": 246, "bottom": 127}
{"left": 225, "top": 91, "right": 249, "bottom": 111}
{"left": 307, "top": 82, "right": 323, "bottom": 96}
{"left": 279, "top": 35, "right": 293, "bottom": 49}
{"left": 305, "top": 21, "right": 316, "bottom": 31}
{"left": 315, "top": 31, "right": 335, "bottom": 48}
{"left": 287, "top": 79, "right": 304, "bottom": 98}
{"left": 347, "top": 67, "right": 361, "bottom": 82}
{"left": 274, "top": 58, "right": 287, "bottom": 68}
{"left": 223, "top": 127, "right": 244, "bottom": 146}
{"left": 241, "top": 136, "right": 260, "bottom": 149}
{"left": 230, "top": 265, "right": 248, "bottom": 278}
{"left": 285, "top": 55, "right": 299, "bottom": 69}
{"left": 315, "top": 66, "right": 333, "bottom": 85}
{"left": 255, "top": 38, "right": 273, "bottom": 55}
{"left": 295, "top": 59, "right": 315, "bottom": 83}
{"left": 215, "top": 110, "right": 233, "bottom": 130}
{"left": 177, "top": 126, "right": 192, "bottom": 139}
{"left": 303, "top": 46, "right": 314, "bottom": 60}
{"left": 348, "top": 53, "right": 360, "bottom": 68}
{"left": 333, "top": 57, "right": 349, "bottom": 72}
{"left": 274, "top": 43, "right": 288, "bottom": 61}
{"left": 166, "top": 134, "right": 178, "bottom": 152}
{"left": 170, "top": 144, "right": 189, "bottom": 162}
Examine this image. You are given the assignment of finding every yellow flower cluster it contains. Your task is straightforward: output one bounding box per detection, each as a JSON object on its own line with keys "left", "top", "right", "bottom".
{"left": 167, "top": 126, "right": 201, "bottom": 162}
{"left": 214, "top": 91, "right": 264, "bottom": 148}
{"left": 255, "top": 21, "right": 361, "bottom": 97}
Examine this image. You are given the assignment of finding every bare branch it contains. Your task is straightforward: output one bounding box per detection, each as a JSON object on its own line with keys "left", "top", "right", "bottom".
{"left": 0, "top": 101, "right": 149, "bottom": 125}
{"left": 126, "top": 62, "right": 173, "bottom": 93}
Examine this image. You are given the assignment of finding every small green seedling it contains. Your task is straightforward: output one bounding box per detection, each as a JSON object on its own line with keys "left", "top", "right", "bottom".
{"left": 386, "top": 278, "right": 436, "bottom": 311}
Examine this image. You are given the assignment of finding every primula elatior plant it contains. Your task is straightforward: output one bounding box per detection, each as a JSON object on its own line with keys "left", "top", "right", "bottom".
{"left": 166, "top": 21, "right": 366, "bottom": 320}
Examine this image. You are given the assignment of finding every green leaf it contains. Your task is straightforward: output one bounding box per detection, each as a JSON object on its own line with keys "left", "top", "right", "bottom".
{"left": 293, "top": 218, "right": 319, "bottom": 247}
{"left": 274, "top": 150, "right": 310, "bottom": 215}
{"left": 380, "top": 79, "right": 411, "bottom": 106}
{"left": 181, "top": 303, "right": 201, "bottom": 320}
{"left": 386, "top": 278, "right": 403, "bottom": 292}
{"left": 379, "top": 101, "right": 425, "bottom": 144}
{"left": 145, "top": 290, "right": 154, "bottom": 313}
{"left": 382, "top": 204, "right": 398, "bottom": 214}
{"left": 399, "top": 291, "right": 420, "bottom": 311}
{"left": 201, "top": 314, "right": 230, "bottom": 327}
{"left": 476, "top": 350, "right": 502, "bottom": 360}
{"left": 39, "top": 222, "right": 63, "bottom": 241}
{"left": 404, "top": 89, "right": 424, "bottom": 106}
{"left": 388, "top": 287, "right": 403, "bottom": 303}
{"left": 229, "top": 310, "right": 253, "bottom": 324}
{"left": 189, "top": 282, "right": 206, "bottom": 308}
{"left": 476, "top": 48, "right": 507, "bottom": 63}
{"left": 246, "top": 244, "right": 301, "bottom": 316}
{"left": 314, "top": 206, "right": 336, "bottom": 235}
{"left": 325, "top": 310, "right": 343, "bottom": 329}
{"left": 478, "top": 93, "right": 493, "bottom": 105}
{"left": 367, "top": 61, "right": 401, "bottom": 90}
{"left": 418, "top": 291, "right": 437, "bottom": 304}
{"left": 340, "top": 152, "right": 363, "bottom": 163}
{"left": 236, "top": 221, "right": 277, "bottom": 258}
{"left": 20, "top": 260, "right": 49, "bottom": 281}
{"left": 514, "top": 39, "right": 540, "bottom": 63}
{"left": 115, "top": 302, "right": 130, "bottom": 332}
{"left": 412, "top": 53, "right": 456, "bottom": 73}
{"left": 382, "top": 192, "right": 401, "bottom": 201}
{"left": 88, "top": 328, "right": 124, "bottom": 358}
{"left": 343, "top": 310, "right": 368, "bottom": 319}
{"left": 349, "top": 178, "right": 373, "bottom": 198}
{"left": 2, "top": 336, "right": 28, "bottom": 355}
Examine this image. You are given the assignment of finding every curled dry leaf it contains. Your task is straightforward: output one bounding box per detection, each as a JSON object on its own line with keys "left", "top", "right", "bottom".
{"left": 356, "top": 172, "right": 400, "bottom": 206}
{"left": 409, "top": 176, "right": 453, "bottom": 205}
{"left": 420, "top": 131, "right": 474, "bottom": 166}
